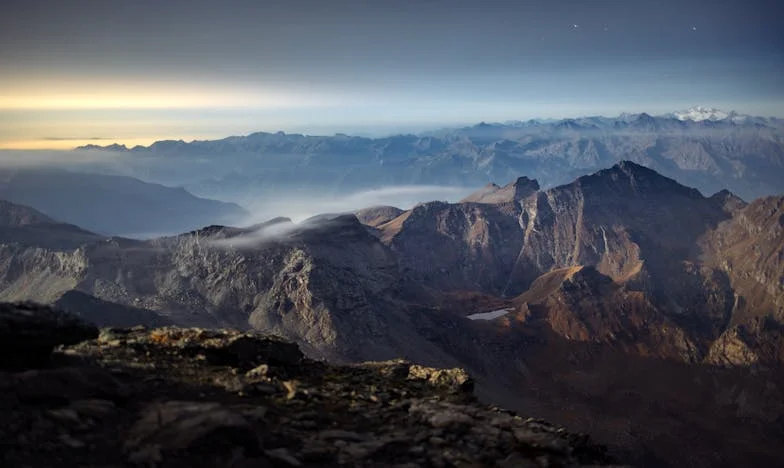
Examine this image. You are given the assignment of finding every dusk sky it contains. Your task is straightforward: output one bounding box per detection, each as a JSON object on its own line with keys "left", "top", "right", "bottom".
{"left": 1, "top": 0, "right": 782, "bottom": 149}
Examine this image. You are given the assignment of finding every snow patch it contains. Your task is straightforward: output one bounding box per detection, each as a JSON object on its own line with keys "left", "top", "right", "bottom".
{"left": 467, "top": 308, "right": 512, "bottom": 321}
{"left": 672, "top": 106, "right": 744, "bottom": 122}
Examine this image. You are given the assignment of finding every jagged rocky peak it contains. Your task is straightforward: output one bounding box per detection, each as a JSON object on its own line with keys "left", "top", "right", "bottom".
{"left": 461, "top": 175, "right": 540, "bottom": 204}
{"left": 576, "top": 160, "right": 703, "bottom": 199}
{"left": 512, "top": 176, "right": 540, "bottom": 195}
{"left": 709, "top": 189, "right": 747, "bottom": 212}
{"left": 76, "top": 143, "right": 130, "bottom": 151}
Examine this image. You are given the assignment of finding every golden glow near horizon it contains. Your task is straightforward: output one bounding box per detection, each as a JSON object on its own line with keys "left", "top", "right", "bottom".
{"left": 0, "top": 137, "right": 182, "bottom": 150}
{"left": 0, "top": 77, "right": 358, "bottom": 149}
{"left": 0, "top": 74, "right": 357, "bottom": 110}
{"left": 0, "top": 88, "right": 342, "bottom": 110}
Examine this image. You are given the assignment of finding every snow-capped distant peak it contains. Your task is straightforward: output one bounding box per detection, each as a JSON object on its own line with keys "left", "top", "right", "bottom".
{"left": 673, "top": 106, "right": 738, "bottom": 122}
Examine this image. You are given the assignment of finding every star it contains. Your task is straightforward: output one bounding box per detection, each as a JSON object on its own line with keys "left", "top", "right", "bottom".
{"left": 691, "top": 25, "right": 697, "bottom": 31}
{"left": 572, "top": 24, "right": 580, "bottom": 29}
{"left": 603, "top": 25, "right": 609, "bottom": 32}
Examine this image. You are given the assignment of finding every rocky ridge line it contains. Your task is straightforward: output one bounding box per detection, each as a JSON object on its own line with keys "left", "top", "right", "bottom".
{"left": 0, "top": 302, "right": 619, "bottom": 467}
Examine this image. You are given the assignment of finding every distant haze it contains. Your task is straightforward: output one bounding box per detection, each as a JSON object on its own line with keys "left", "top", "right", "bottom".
{"left": 1, "top": 0, "right": 783, "bottom": 149}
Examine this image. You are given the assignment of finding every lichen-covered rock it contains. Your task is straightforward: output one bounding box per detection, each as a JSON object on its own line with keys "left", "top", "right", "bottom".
{"left": 407, "top": 364, "right": 474, "bottom": 393}
{"left": 138, "top": 327, "right": 304, "bottom": 369}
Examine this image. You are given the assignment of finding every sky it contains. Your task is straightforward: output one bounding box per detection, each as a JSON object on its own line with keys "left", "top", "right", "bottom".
{"left": 1, "top": 0, "right": 783, "bottom": 149}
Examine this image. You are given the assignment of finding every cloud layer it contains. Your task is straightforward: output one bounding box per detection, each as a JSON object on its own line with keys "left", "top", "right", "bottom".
{"left": 241, "top": 185, "right": 474, "bottom": 225}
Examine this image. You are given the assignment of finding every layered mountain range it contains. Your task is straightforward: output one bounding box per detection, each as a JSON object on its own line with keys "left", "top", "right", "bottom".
{"left": 1, "top": 162, "right": 782, "bottom": 466}
{"left": 77, "top": 110, "right": 784, "bottom": 204}
{"left": 0, "top": 168, "right": 247, "bottom": 237}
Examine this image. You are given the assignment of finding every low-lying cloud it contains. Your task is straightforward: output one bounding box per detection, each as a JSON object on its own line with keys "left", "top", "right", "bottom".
{"left": 241, "top": 185, "right": 474, "bottom": 225}
{"left": 205, "top": 185, "right": 474, "bottom": 249}
{"left": 41, "top": 136, "right": 116, "bottom": 141}
{"left": 207, "top": 218, "right": 301, "bottom": 249}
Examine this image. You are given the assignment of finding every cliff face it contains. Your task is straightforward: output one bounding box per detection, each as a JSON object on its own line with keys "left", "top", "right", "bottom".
{"left": 509, "top": 266, "right": 700, "bottom": 362}
{"left": 80, "top": 216, "right": 435, "bottom": 362}
{"left": 510, "top": 162, "right": 725, "bottom": 287}
{"left": 460, "top": 176, "right": 540, "bottom": 204}
{"left": 379, "top": 201, "right": 525, "bottom": 295}
{"left": 700, "top": 196, "right": 784, "bottom": 322}
{"left": 375, "top": 161, "right": 782, "bottom": 367}
{"left": 0, "top": 210, "right": 470, "bottom": 368}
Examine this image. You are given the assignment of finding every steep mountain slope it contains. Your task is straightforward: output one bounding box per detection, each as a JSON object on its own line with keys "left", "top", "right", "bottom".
{"left": 509, "top": 266, "right": 699, "bottom": 361}
{"left": 79, "top": 111, "right": 784, "bottom": 203}
{"left": 54, "top": 290, "right": 172, "bottom": 327}
{"left": 701, "top": 195, "right": 784, "bottom": 323}
{"left": 0, "top": 203, "right": 470, "bottom": 367}
{"left": 378, "top": 200, "right": 525, "bottom": 294}
{"left": 0, "top": 168, "right": 248, "bottom": 237}
{"left": 0, "top": 199, "right": 55, "bottom": 226}
{"left": 375, "top": 161, "right": 782, "bottom": 365}
{"left": 700, "top": 195, "right": 784, "bottom": 365}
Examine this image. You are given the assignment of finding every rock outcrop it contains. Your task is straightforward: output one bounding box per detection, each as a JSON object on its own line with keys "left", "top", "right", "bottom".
{"left": 460, "top": 176, "right": 540, "bottom": 204}
{"left": 0, "top": 303, "right": 615, "bottom": 468}
{"left": 0, "top": 302, "right": 98, "bottom": 368}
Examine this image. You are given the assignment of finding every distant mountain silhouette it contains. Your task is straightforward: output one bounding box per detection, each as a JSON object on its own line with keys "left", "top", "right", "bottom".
{"left": 0, "top": 168, "right": 247, "bottom": 237}
{"left": 79, "top": 111, "right": 784, "bottom": 203}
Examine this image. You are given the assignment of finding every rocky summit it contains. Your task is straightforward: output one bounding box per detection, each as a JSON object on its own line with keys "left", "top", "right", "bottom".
{"left": 0, "top": 303, "right": 617, "bottom": 468}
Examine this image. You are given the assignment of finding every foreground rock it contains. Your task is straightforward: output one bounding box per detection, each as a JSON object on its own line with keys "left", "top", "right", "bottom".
{"left": 1, "top": 322, "right": 618, "bottom": 467}
{"left": 0, "top": 302, "right": 98, "bottom": 368}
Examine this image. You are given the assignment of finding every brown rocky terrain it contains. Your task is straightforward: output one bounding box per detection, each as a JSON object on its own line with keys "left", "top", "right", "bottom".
{"left": 376, "top": 161, "right": 783, "bottom": 365}
{"left": 1, "top": 303, "right": 616, "bottom": 468}
{"left": 0, "top": 162, "right": 782, "bottom": 466}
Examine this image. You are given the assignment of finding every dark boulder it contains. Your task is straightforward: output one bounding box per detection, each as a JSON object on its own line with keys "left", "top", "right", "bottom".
{"left": 0, "top": 302, "right": 98, "bottom": 369}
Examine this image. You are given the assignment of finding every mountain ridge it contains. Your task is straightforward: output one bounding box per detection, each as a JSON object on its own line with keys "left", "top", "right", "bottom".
{"left": 74, "top": 111, "right": 784, "bottom": 204}
{"left": 0, "top": 168, "right": 248, "bottom": 237}
{"left": 74, "top": 107, "right": 776, "bottom": 153}
{"left": 0, "top": 162, "right": 782, "bottom": 466}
